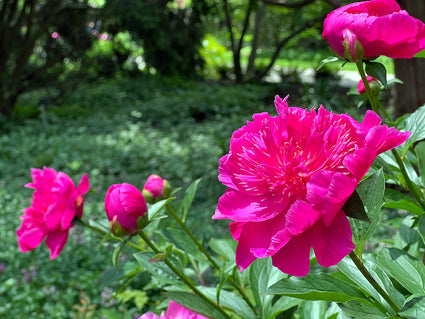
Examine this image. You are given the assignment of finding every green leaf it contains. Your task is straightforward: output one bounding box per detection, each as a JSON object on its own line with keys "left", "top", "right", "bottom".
{"left": 148, "top": 197, "right": 175, "bottom": 220}
{"left": 400, "top": 294, "right": 425, "bottom": 319}
{"left": 365, "top": 61, "right": 387, "bottom": 88}
{"left": 316, "top": 56, "right": 340, "bottom": 71}
{"left": 416, "top": 142, "right": 425, "bottom": 188}
{"left": 383, "top": 188, "right": 423, "bottom": 216}
{"left": 301, "top": 301, "right": 327, "bottom": 319}
{"left": 265, "top": 273, "right": 369, "bottom": 304}
{"left": 338, "top": 300, "right": 388, "bottom": 319}
{"left": 208, "top": 238, "right": 236, "bottom": 261}
{"left": 164, "top": 291, "right": 228, "bottom": 319}
{"left": 343, "top": 190, "right": 370, "bottom": 222}
{"left": 399, "top": 105, "right": 425, "bottom": 156}
{"left": 181, "top": 179, "right": 201, "bottom": 222}
{"left": 133, "top": 252, "right": 181, "bottom": 285}
{"left": 163, "top": 228, "right": 199, "bottom": 257}
{"left": 268, "top": 296, "right": 303, "bottom": 319}
{"left": 112, "top": 237, "right": 131, "bottom": 268}
{"left": 350, "top": 169, "right": 385, "bottom": 256}
{"left": 338, "top": 257, "right": 404, "bottom": 314}
{"left": 249, "top": 258, "right": 287, "bottom": 317}
{"left": 197, "top": 286, "right": 257, "bottom": 319}
{"left": 377, "top": 248, "right": 425, "bottom": 295}
{"left": 417, "top": 215, "right": 425, "bottom": 245}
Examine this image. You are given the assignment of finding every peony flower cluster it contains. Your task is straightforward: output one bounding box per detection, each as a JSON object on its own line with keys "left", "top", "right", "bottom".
{"left": 16, "top": 167, "right": 89, "bottom": 259}
{"left": 138, "top": 300, "right": 208, "bottom": 319}
{"left": 322, "top": 0, "right": 425, "bottom": 60}
{"left": 213, "top": 95, "right": 410, "bottom": 276}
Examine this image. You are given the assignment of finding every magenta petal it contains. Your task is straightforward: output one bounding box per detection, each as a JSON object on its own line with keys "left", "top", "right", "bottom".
{"left": 45, "top": 230, "right": 70, "bottom": 260}
{"left": 61, "top": 195, "right": 77, "bottom": 230}
{"left": 271, "top": 232, "right": 312, "bottom": 277}
{"left": 78, "top": 173, "right": 90, "bottom": 194}
{"left": 365, "top": 126, "right": 411, "bottom": 155}
{"left": 138, "top": 312, "right": 160, "bottom": 319}
{"left": 343, "top": 148, "right": 377, "bottom": 182}
{"left": 16, "top": 224, "right": 46, "bottom": 252}
{"left": 274, "top": 95, "right": 290, "bottom": 120}
{"left": 229, "top": 222, "right": 244, "bottom": 241}
{"left": 214, "top": 189, "right": 287, "bottom": 222}
{"left": 285, "top": 200, "right": 321, "bottom": 235}
{"left": 218, "top": 155, "right": 237, "bottom": 189}
{"left": 312, "top": 210, "right": 354, "bottom": 267}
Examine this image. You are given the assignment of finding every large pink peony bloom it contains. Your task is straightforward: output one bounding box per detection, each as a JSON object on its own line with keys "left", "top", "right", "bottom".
{"left": 213, "top": 95, "right": 410, "bottom": 276}
{"left": 322, "top": 0, "right": 425, "bottom": 60}
{"left": 138, "top": 300, "right": 209, "bottom": 319}
{"left": 17, "top": 167, "right": 90, "bottom": 260}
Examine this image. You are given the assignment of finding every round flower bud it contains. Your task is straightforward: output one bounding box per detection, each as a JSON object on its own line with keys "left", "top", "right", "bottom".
{"left": 142, "top": 175, "right": 171, "bottom": 204}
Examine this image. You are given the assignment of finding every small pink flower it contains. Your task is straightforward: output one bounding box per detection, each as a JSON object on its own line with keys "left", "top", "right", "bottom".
{"left": 138, "top": 300, "right": 208, "bottom": 319}
{"left": 357, "top": 76, "right": 379, "bottom": 94}
{"left": 213, "top": 95, "right": 410, "bottom": 276}
{"left": 322, "top": 0, "right": 425, "bottom": 60}
{"left": 17, "top": 167, "right": 90, "bottom": 260}
{"left": 142, "top": 174, "right": 171, "bottom": 204}
{"left": 105, "top": 183, "right": 148, "bottom": 236}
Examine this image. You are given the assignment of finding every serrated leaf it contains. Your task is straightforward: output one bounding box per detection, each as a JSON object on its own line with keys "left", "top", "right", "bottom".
{"left": 197, "top": 286, "right": 257, "bottom": 319}
{"left": 400, "top": 294, "right": 425, "bottom": 319}
{"left": 181, "top": 179, "right": 201, "bottom": 222}
{"left": 133, "top": 252, "right": 181, "bottom": 285}
{"left": 112, "top": 237, "right": 131, "bottom": 268}
{"left": 316, "top": 56, "right": 340, "bottom": 71}
{"left": 343, "top": 190, "right": 370, "bottom": 222}
{"left": 365, "top": 61, "right": 387, "bottom": 88}
{"left": 165, "top": 291, "right": 228, "bottom": 319}
{"left": 383, "top": 188, "right": 423, "bottom": 216}
{"left": 265, "top": 273, "right": 369, "bottom": 304}
{"left": 400, "top": 105, "right": 425, "bottom": 156}
{"left": 416, "top": 142, "right": 425, "bottom": 188}
{"left": 350, "top": 169, "right": 385, "bottom": 256}
{"left": 377, "top": 248, "right": 425, "bottom": 295}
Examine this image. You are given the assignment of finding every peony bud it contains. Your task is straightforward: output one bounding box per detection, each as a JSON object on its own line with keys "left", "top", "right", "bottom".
{"left": 357, "top": 76, "right": 380, "bottom": 95}
{"left": 342, "top": 29, "right": 364, "bottom": 62}
{"left": 142, "top": 175, "right": 171, "bottom": 204}
{"left": 105, "top": 183, "right": 148, "bottom": 236}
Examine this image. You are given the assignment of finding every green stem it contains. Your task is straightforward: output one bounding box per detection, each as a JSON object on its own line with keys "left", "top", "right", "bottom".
{"left": 137, "top": 231, "right": 231, "bottom": 319}
{"left": 355, "top": 60, "right": 425, "bottom": 210}
{"left": 349, "top": 251, "right": 401, "bottom": 314}
{"left": 165, "top": 204, "right": 257, "bottom": 314}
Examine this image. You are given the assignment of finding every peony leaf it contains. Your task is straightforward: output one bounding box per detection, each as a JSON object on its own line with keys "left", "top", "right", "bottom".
{"left": 399, "top": 104, "right": 425, "bottom": 156}
{"left": 163, "top": 228, "right": 199, "bottom": 258}
{"left": 350, "top": 169, "right": 385, "bottom": 256}
{"left": 400, "top": 294, "right": 425, "bottom": 319}
{"left": 208, "top": 238, "right": 236, "bottom": 261}
{"left": 365, "top": 61, "right": 388, "bottom": 88}
{"left": 343, "top": 190, "right": 370, "bottom": 222}
{"left": 383, "top": 188, "right": 423, "bottom": 216}
{"left": 164, "top": 291, "right": 229, "bottom": 319}
{"left": 148, "top": 197, "right": 175, "bottom": 221}
{"left": 338, "top": 300, "right": 388, "bottom": 319}
{"left": 316, "top": 56, "right": 340, "bottom": 71}
{"left": 181, "top": 178, "right": 201, "bottom": 222}
{"left": 133, "top": 251, "right": 181, "bottom": 285}
{"left": 264, "top": 273, "right": 369, "bottom": 304}
{"left": 416, "top": 142, "right": 425, "bottom": 188}
{"left": 377, "top": 248, "right": 425, "bottom": 295}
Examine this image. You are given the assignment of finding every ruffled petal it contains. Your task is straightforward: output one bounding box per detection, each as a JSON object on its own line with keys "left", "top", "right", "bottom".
{"left": 45, "top": 230, "right": 70, "bottom": 260}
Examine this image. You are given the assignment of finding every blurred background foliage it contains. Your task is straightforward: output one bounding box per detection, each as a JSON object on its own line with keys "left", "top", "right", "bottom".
{"left": 0, "top": 0, "right": 407, "bottom": 318}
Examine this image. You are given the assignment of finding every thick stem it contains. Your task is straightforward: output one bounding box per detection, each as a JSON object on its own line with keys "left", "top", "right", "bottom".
{"left": 137, "top": 231, "right": 231, "bottom": 319}
{"left": 349, "top": 251, "right": 401, "bottom": 314}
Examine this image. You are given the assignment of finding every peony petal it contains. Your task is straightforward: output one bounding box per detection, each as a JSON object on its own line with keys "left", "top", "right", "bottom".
{"left": 16, "top": 222, "right": 46, "bottom": 252}
{"left": 343, "top": 147, "right": 377, "bottom": 182}
{"left": 138, "top": 312, "right": 160, "bottom": 319}
{"left": 45, "top": 230, "right": 70, "bottom": 260}
{"left": 78, "top": 173, "right": 90, "bottom": 195}
{"left": 218, "top": 155, "right": 237, "bottom": 189}
{"left": 214, "top": 189, "right": 287, "bottom": 222}
{"left": 365, "top": 125, "right": 411, "bottom": 154}
{"left": 312, "top": 210, "right": 355, "bottom": 267}
{"left": 271, "top": 232, "right": 312, "bottom": 277}
{"left": 285, "top": 200, "right": 321, "bottom": 235}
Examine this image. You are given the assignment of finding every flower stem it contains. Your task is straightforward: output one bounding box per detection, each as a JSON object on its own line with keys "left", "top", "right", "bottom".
{"left": 137, "top": 231, "right": 231, "bottom": 319}
{"left": 349, "top": 251, "right": 401, "bottom": 314}
{"left": 165, "top": 204, "right": 257, "bottom": 314}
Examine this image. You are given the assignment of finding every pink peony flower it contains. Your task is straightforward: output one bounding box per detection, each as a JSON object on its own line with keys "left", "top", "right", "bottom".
{"left": 138, "top": 300, "right": 208, "bottom": 319}
{"left": 213, "top": 95, "right": 410, "bottom": 276}
{"left": 142, "top": 174, "right": 171, "bottom": 204}
{"left": 322, "top": 0, "right": 425, "bottom": 60}
{"left": 105, "top": 183, "right": 148, "bottom": 236}
{"left": 357, "top": 75, "right": 379, "bottom": 94}
{"left": 17, "top": 167, "right": 90, "bottom": 260}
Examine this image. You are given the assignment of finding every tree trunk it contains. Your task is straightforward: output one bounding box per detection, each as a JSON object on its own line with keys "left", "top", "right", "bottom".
{"left": 393, "top": 0, "right": 425, "bottom": 117}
